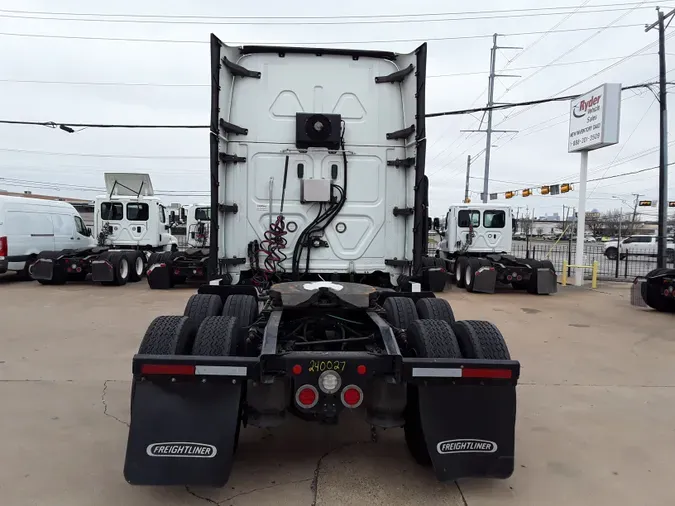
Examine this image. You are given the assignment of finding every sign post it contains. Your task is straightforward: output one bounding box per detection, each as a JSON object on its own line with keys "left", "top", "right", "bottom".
{"left": 568, "top": 83, "right": 622, "bottom": 286}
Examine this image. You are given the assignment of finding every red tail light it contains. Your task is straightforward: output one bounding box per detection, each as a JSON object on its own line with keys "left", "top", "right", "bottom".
{"left": 341, "top": 385, "right": 364, "bottom": 408}
{"left": 295, "top": 385, "right": 318, "bottom": 408}
{"left": 0, "top": 236, "right": 7, "bottom": 257}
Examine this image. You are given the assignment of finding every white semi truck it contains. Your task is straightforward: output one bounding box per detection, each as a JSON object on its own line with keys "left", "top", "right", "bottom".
{"left": 126, "top": 35, "right": 521, "bottom": 489}
{"left": 434, "top": 203, "right": 557, "bottom": 294}
{"left": 30, "top": 173, "right": 178, "bottom": 286}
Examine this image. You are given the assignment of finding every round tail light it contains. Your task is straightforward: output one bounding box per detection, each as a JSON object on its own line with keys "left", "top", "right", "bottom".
{"left": 341, "top": 385, "right": 363, "bottom": 408}
{"left": 295, "top": 385, "right": 318, "bottom": 409}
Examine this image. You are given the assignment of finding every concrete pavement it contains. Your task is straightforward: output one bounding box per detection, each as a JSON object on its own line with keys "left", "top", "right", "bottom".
{"left": 1, "top": 276, "right": 673, "bottom": 505}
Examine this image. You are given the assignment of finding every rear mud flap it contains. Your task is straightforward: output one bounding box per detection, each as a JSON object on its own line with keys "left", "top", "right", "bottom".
{"left": 630, "top": 278, "right": 648, "bottom": 307}
{"left": 536, "top": 268, "right": 557, "bottom": 294}
{"left": 124, "top": 379, "right": 242, "bottom": 486}
{"left": 30, "top": 258, "right": 55, "bottom": 280}
{"left": 472, "top": 269, "right": 497, "bottom": 293}
{"left": 91, "top": 260, "right": 114, "bottom": 282}
{"left": 147, "top": 264, "right": 172, "bottom": 289}
{"left": 418, "top": 384, "right": 516, "bottom": 481}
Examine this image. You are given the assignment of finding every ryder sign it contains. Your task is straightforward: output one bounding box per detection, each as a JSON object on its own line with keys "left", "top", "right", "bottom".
{"left": 568, "top": 83, "right": 621, "bottom": 152}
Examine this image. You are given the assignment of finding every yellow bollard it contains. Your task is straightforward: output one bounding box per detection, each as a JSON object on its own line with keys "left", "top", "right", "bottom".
{"left": 591, "top": 260, "right": 598, "bottom": 289}
{"left": 562, "top": 260, "right": 568, "bottom": 286}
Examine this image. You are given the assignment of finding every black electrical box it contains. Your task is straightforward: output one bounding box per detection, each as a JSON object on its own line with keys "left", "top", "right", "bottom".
{"left": 296, "top": 113, "right": 342, "bottom": 150}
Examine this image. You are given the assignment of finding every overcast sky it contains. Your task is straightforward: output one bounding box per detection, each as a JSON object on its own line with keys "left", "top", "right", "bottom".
{"left": 0, "top": 0, "right": 673, "bottom": 221}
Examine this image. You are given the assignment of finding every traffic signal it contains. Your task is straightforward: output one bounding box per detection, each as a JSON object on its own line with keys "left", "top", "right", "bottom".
{"left": 670, "top": 201, "right": 675, "bottom": 207}
{"left": 505, "top": 191, "right": 515, "bottom": 199}
{"left": 541, "top": 186, "right": 550, "bottom": 195}
{"left": 561, "top": 183, "right": 572, "bottom": 193}
{"left": 638, "top": 200, "right": 653, "bottom": 207}
{"left": 463, "top": 197, "right": 471, "bottom": 203}
{"left": 522, "top": 189, "right": 532, "bottom": 197}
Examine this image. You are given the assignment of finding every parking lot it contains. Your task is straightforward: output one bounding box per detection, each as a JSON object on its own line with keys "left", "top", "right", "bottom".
{"left": 1, "top": 276, "right": 674, "bottom": 505}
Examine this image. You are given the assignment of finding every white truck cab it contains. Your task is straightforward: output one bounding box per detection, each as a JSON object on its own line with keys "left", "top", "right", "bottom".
{"left": 437, "top": 203, "right": 513, "bottom": 255}
{"left": 95, "top": 173, "right": 177, "bottom": 251}
{"left": 184, "top": 203, "right": 210, "bottom": 248}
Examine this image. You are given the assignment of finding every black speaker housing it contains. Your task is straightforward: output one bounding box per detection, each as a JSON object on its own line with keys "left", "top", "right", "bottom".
{"left": 295, "top": 113, "right": 342, "bottom": 149}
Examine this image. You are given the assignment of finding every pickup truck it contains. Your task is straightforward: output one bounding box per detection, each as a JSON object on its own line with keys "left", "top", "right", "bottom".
{"left": 604, "top": 235, "right": 674, "bottom": 261}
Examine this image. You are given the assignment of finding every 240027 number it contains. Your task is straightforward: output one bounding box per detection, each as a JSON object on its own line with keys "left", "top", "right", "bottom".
{"left": 308, "top": 360, "right": 347, "bottom": 373}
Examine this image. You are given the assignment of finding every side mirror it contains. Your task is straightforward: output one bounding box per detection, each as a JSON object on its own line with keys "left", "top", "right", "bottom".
{"left": 180, "top": 209, "right": 187, "bottom": 222}
{"left": 432, "top": 217, "right": 440, "bottom": 230}
{"left": 512, "top": 218, "right": 517, "bottom": 232}
{"left": 86, "top": 227, "right": 92, "bottom": 237}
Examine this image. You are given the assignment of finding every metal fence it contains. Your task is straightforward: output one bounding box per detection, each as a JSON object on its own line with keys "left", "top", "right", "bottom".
{"left": 510, "top": 241, "right": 673, "bottom": 280}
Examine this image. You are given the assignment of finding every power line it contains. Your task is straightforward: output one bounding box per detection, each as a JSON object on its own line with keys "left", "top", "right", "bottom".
{"left": 0, "top": 5, "right": 659, "bottom": 26}
{"left": 0, "top": 24, "right": 645, "bottom": 46}
{"left": 0, "top": 2, "right": 658, "bottom": 21}
{"left": 0, "top": 120, "right": 208, "bottom": 129}
{"left": 0, "top": 147, "right": 209, "bottom": 159}
{"left": 426, "top": 82, "right": 660, "bottom": 118}
{"left": 429, "top": 53, "right": 657, "bottom": 78}
{"left": 0, "top": 54, "right": 654, "bottom": 88}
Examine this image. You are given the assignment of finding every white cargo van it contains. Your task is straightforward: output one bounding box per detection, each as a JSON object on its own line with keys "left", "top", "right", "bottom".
{"left": 0, "top": 195, "right": 95, "bottom": 277}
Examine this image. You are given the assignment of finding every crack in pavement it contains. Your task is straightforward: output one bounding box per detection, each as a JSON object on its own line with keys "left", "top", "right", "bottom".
{"left": 185, "top": 487, "right": 220, "bottom": 505}
{"left": 310, "top": 441, "right": 367, "bottom": 506}
{"left": 101, "top": 380, "right": 130, "bottom": 427}
{"left": 455, "top": 481, "right": 469, "bottom": 506}
{"left": 186, "top": 478, "right": 312, "bottom": 505}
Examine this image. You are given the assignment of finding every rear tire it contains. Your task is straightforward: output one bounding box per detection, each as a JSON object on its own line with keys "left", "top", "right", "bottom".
{"left": 404, "top": 320, "right": 462, "bottom": 466}
{"left": 454, "top": 257, "right": 467, "bottom": 288}
{"left": 605, "top": 247, "right": 618, "bottom": 260}
{"left": 415, "top": 298, "right": 455, "bottom": 324}
{"left": 128, "top": 252, "right": 145, "bottom": 282}
{"left": 138, "top": 315, "right": 197, "bottom": 355}
{"left": 382, "top": 297, "right": 418, "bottom": 330}
{"left": 452, "top": 320, "right": 511, "bottom": 359}
{"left": 222, "top": 294, "right": 259, "bottom": 338}
{"left": 193, "top": 316, "right": 244, "bottom": 451}
{"left": 465, "top": 258, "right": 480, "bottom": 292}
{"left": 184, "top": 294, "right": 223, "bottom": 328}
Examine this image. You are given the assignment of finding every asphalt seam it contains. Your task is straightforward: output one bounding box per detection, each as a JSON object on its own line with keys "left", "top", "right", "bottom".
{"left": 101, "top": 379, "right": 130, "bottom": 427}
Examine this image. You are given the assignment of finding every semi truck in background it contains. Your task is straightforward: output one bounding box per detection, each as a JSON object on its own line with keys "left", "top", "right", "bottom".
{"left": 125, "top": 35, "right": 520, "bottom": 489}
{"left": 30, "top": 173, "right": 178, "bottom": 286}
{"left": 434, "top": 203, "right": 557, "bottom": 294}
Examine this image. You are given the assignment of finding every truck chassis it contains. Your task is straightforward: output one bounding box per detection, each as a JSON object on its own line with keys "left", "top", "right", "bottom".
{"left": 631, "top": 267, "right": 675, "bottom": 312}
{"left": 439, "top": 253, "right": 557, "bottom": 295}
{"left": 30, "top": 247, "right": 149, "bottom": 286}
{"left": 124, "top": 281, "right": 519, "bottom": 486}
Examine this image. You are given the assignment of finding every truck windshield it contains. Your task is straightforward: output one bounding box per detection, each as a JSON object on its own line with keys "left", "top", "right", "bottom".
{"left": 101, "top": 202, "right": 123, "bottom": 221}
{"left": 195, "top": 207, "right": 210, "bottom": 221}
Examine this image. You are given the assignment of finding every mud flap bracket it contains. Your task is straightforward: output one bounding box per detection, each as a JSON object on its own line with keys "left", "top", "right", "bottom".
{"left": 418, "top": 383, "right": 516, "bottom": 481}
{"left": 124, "top": 378, "right": 242, "bottom": 486}
{"left": 29, "top": 258, "right": 55, "bottom": 280}
{"left": 536, "top": 268, "right": 558, "bottom": 294}
{"left": 472, "top": 268, "right": 497, "bottom": 293}
{"left": 91, "top": 260, "right": 114, "bottom": 282}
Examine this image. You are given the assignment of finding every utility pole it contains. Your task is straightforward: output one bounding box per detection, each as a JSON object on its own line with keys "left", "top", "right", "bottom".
{"left": 461, "top": 34, "right": 520, "bottom": 203}
{"left": 646, "top": 7, "right": 674, "bottom": 268}
{"left": 629, "top": 193, "right": 642, "bottom": 234}
{"left": 464, "top": 155, "right": 471, "bottom": 203}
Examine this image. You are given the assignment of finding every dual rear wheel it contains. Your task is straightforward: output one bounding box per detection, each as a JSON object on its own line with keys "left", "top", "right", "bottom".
{"left": 381, "top": 296, "right": 510, "bottom": 466}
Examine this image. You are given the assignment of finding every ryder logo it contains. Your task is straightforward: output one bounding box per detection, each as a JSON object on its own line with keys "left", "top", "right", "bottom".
{"left": 573, "top": 95, "right": 601, "bottom": 118}
{"left": 437, "top": 439, "right": 497, "bottom": 454}
{"left": 146, "top": 442, "right": 217, "bottom": 458}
